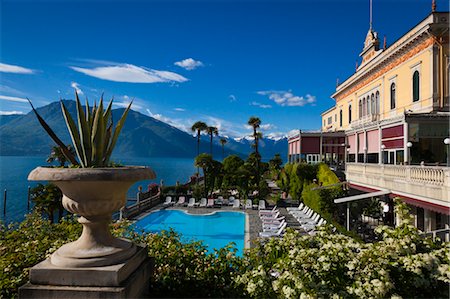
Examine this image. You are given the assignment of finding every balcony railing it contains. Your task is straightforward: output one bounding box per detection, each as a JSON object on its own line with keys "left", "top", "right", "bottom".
{"left": 350, "top": 113, "right": 379, "bottom": 128}
{"left": 346, "top": 163, "right": 450, "bottom": 204}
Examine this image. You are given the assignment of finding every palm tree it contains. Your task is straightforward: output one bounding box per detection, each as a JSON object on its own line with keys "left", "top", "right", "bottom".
{"left": 247, "top": 116, "right": 261, "bottom": 155}
{"left": 247, "top": 116, "right": 262, "bottom": 199}
{"left": 219, "top": 138, "right": 227, "bottom": 159}
{"left": 206, "top": 126, "right": 218, "bottom": 157}
{"left": 194, "top": 153, "right": 213, "bottom": 197}
{"left": 46, "top": 145, "right": 76, "bottom": 167}
{"left": 191, "top": 121, "right": 208, "bottom": 157}
{"left": 191, "top": 121, "right": 207, "bottom": 176}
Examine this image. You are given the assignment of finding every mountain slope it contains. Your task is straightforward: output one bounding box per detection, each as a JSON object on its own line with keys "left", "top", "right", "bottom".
{"left": 0, "top": 101, "right": 235, "bottom": 158}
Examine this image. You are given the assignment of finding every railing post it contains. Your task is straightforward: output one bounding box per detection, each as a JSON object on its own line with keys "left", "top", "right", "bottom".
{"left": 27, "top": 186, "right": 31, "bottom": 212}
{"left": 3, "top": 189, "right": 6, "bottom": 217}
{"left": 346, "top": 202, "right": 350, "bottom": 231}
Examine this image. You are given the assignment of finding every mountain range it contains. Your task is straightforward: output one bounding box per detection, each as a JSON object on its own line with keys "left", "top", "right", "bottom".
{"left": 0, "top": 100, "right": 287, "bottom": 160}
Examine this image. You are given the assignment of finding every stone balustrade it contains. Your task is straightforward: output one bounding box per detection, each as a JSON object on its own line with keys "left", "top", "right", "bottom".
{"left": 346, "top": 163, "right": 450, "bottom": 205}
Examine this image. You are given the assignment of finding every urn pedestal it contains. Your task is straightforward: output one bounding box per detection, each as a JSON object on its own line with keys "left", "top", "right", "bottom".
{"left": 19, "top": 166, "right": 155, "bottom": 299}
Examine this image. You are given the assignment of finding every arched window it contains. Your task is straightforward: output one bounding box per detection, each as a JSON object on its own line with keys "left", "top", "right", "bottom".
{"left": 370, "top": 93, "right": 375, "bottom": 115}
{"left": 390, "top": 83, "right": 396, "bottom": 109}
{"left": 359, "top": 99, "right": 362, "bottom": 118}
{"left": 413, "top": 71, "right": 420, "bottom": 102}
{"left": 362, "top": 98, "right": 366, "bottom": 117}
{"left": 366, "top": 96, "right": 370, "bottom": 116}
{"left": 375, "top": 91, "right": 380, "bottom": 115}
{"left": 339, "top": 109, "right": 343, "bottom": 127}
{"left": 348, "top": 104, "right": 352, "bottom": 123}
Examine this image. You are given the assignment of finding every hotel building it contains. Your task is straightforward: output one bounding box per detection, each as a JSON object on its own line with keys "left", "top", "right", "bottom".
{"left": 288, "top": 6, "right": 449, "bottom": 234}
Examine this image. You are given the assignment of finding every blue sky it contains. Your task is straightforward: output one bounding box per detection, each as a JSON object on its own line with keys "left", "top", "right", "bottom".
{"left": 1, "top": 0, "right": 448, "bottom": 139}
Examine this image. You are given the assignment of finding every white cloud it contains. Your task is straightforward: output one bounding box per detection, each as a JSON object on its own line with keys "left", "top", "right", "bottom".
{"left": 70, "top": 82, "right": 84, "bottom": 95}
{"left": 0, "top": 95, "right": 28, "bottom": 103}
{"left": 146, "top": 108, "right": 191, "bottom": 132}
{"left": 174, "top": 58, "right": 204, "bottom": 71}
{"left": 174, "top": 108, "right": 186, "bottom": 112}
{"left": 229, "top": 95, "right": 237, "bottom": 102}
{"left": 70, "top": 63, "right": 188, "bottom": 83}
{"left": 257, "top": 90, "right": 316, "bottom": 107}
{"left": 0, "top": 62, "right": 34, "bottom": 74}
{"left": 0, "top": 110, "right": 25, "bottom": 115}
{"left": 0, "top": 85, "right": 25, "bottom": 96}
{"left": 260, "top": 123, "right": 276, "bottom": 130}
{"left": 250, "top": 101, "right": 272, "bottom": 109}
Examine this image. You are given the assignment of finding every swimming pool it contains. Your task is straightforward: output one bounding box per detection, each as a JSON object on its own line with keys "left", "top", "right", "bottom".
{"left": 134, "top": 209, "right": 246, "bottom": 256}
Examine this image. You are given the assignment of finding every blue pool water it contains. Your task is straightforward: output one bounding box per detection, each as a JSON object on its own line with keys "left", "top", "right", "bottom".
{"left": 134, "top": 209, "right": 245, "bottom": 256}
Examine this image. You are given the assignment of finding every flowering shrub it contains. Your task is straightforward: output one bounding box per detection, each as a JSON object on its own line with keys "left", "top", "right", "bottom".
{"left": 1, "top": 200, "right": 449, "bottom": 298}
{"left": 235, "top": 200, "right": 450, "bottom": 298}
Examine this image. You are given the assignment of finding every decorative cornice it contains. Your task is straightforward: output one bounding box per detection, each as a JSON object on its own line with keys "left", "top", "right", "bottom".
{"left": 335, "top": 37, "right": 434, "bottom": 101}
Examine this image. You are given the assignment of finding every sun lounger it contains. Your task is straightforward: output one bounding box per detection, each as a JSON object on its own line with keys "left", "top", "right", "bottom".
{"left": 232, "top": 199, "right": 240, "bottom": 208}
{"left": 260, "top": 211, "right": 280, "bottom": 219}
{"left": 199, "top": 198, "right": 207, "bottom": 208}
{"left": 262, "top": 220, "right": 286, "bottom": 231}
{"left": 245, "top": 199, "right": 252, "bottom": 209}
{"left": 188, "top": 198, "right": 197, "bottom": 207}
{"left": 176, "top": 196, "right": 186, "bottom": 206}
{"left": 163, "top": 196, "right": 173, "bottom": 207}
{"left": 207, "top": 198, "right": 215, "bottom": 208}
{"left": 258, "top": 200, "right": 266, "bottom": 210}
{"left": 287, "top": 202, "right": 304, "bottom": 212}
{"left": 228, "top": 196, "right": 235, "bottom": 206}
{"left": 262, "top": 216, "right": 285, "bottom": 224}
{"left": 259, "top": 205, "right": 278, "bottom": 215}
{"left": 259, "top": 222, "right": 287, "bottom": 238}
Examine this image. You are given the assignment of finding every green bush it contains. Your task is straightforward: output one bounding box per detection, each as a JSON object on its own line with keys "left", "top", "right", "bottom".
{"left": 2, "top": 202, "right": 449, "bottom": 298}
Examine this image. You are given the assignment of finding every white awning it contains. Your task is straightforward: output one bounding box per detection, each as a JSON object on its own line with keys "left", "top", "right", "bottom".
{"left": 334, "top": 190, "right": 391, "bottom": 204}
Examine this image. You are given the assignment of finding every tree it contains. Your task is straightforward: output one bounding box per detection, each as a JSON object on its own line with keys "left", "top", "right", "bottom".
{"left": 222, "top": 155, "right": 244, "bottom": 189}
{"left": 194, "top": 153, "right": 213, "bottom": 197}
{"left": 191, "top": 121, "right": 208, "bottom": 176}
{"left": 46, "top": 145, "right": 76, "bottom": 167}
{"left": 247, "top": 117, "right": 262, "bottom": 199}
{"left": 219, "top": 138, "right": 228, "bottom": 159}
{"left": 269, "top": 153, "right": 283, "bottom": 171}
{"left": 29, "top": 183, "right": 64, "bottom": 223}
{"left": 206, "top": 126, "right": 218, "bottom": 157}
{"left": 247, "top": 117, "right": 261, "bottom": 156}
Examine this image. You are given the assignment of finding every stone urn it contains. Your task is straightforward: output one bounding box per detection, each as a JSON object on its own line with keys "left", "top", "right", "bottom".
{"left": 28, "top": 166, "right": 155, "bottom": 268}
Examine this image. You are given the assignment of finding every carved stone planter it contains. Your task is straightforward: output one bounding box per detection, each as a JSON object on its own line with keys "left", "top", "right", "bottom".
{"left": 28, "top": 166, "right": 155, "bottom": 268}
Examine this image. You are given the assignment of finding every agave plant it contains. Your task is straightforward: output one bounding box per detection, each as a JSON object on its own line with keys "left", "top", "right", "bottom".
{"left": 28, "top": 92, "right": 132, "bottom": 167}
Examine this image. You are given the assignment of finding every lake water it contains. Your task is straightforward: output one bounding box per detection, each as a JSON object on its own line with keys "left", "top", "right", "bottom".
{"left": 0, "top": 156, "right": 196, "bottom": 224}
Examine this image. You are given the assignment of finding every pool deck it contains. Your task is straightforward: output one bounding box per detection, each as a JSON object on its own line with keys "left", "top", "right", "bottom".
{"left": 132, "top": 205, "right": 263, "bottom": 248}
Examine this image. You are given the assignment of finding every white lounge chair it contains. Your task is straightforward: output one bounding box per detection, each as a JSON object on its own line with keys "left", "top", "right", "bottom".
{"left": 287, "top": 202, "right": 304, "bottom": 212}
{"left": 262, "top": 220, "right": 286, "bottom": 232}
{"left": 199, "top": 198, "right": 207, "bottom": 208}
{"left": 228, "top": 196, "right": 235, "bottom": 206}
{"left": 163, "top": 196, "right": 173, "bottom": 207}
{"left": 259, "top": 205, "right": 278, "bottom": 216}
{"left": 232, "top": 199, "right": 240, "bottom": 208}
{"left": 262, "top": 216, "right": 285, "bottom": 225}
{"left": 259, "top": 222, "right": 287, "bottom": 238}
{"left": 245, "top": 199, "right": 252, "bottom": 209}
{"left": 258, "top": 200, "right": 266, "bottom": 210}
{"left": 207, "top": 198, "right": 214, "bottom": 208}
{"left": 188, "top": 198, "right": 197, "bottom": 207}
{"left": 260, "top": 211, "right": 280, "bottom": 220}
{"left": 176, "top": 196, "right": 186, "bottom": 206}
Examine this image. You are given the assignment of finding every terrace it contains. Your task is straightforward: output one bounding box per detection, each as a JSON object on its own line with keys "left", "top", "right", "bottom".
{"left": 346, "top": 163, "right": 450, "bottom": 207}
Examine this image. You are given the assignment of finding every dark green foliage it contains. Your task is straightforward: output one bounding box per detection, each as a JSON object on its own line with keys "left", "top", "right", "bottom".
{"left": 29, "top": 183, "right": 64, "bottom": 223}
{"left": 0, "top": 213, "right": 82, "bottom": 298}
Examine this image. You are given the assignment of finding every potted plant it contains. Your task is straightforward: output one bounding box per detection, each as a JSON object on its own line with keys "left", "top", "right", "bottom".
{"left": 27, "top": 93, "right": 155, "bottom": 268}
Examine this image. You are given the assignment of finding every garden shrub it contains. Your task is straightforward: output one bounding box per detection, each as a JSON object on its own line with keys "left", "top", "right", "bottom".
{"left": 2, "top": 201, "right": 449, "bottom": 298}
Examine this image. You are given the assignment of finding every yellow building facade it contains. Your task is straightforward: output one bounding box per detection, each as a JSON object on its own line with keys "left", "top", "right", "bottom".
{"left": 322, "top": 9, "right": 450, "bottom": 235}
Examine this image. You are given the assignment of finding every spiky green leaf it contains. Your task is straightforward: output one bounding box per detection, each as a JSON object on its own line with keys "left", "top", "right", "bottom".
{"left": 27, "top": 98, "right": 79, "bottom": 166}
